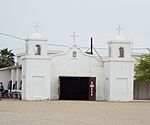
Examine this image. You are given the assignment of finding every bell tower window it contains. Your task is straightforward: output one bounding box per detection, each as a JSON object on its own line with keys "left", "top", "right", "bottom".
{"left": 35, "top": 45, "right": 41, "bottom": 55}
{"left": 119, "top": 47, "right": 124, "bottom": 58}
{"left": 72, "top": 51, "right": 77, "bottom": 57}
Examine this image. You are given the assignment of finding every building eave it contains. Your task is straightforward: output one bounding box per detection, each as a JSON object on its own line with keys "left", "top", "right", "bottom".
{"left": 0, "top": 65, "right": 22, "bottom": 71}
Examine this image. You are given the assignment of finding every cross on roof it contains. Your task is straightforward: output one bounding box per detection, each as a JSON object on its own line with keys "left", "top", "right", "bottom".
{"left": 116, "top": 25, "right": 123, "bottom": 36}
{"left": 70, "top": 32, "right": 78, "bottom": 45}
{"left": 33, "top": 22, "right": 40, "bottom": 32}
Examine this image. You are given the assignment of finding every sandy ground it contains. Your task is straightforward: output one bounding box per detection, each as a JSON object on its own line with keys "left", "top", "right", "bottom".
{"left": 0, "top": 100, "right": 150, "bottom": 125}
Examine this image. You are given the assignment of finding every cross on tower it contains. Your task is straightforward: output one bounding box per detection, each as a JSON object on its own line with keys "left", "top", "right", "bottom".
{"left": 116, "top": 25, "right": 123, "bottom": 36}
{"left": 70, "top": 32, "right": 78, "bottom": 45}
{"left": 33, "top": 22, "right": 40, "bottom": 32}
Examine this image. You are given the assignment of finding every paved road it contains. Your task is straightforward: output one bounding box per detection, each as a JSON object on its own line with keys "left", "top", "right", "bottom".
{"left": 0, "top": 100, "right": 150, "bottom": 125}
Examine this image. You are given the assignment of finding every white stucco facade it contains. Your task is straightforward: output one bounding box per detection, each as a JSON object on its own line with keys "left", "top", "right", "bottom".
{"left": 0, "top": 68, "right": 11, "bottom": 90}
{"left": 50, "top": 45, "right": 105, "bottom": 100}
{"left": 0, "top": 32, "right": 135, "bottom": 101}
{"left": 0, "top": 66, "right": 22, "bottom": 91}
{"left": 104, "top": 36, "right": 134, "bottom": 101}
{"left": 104, "top": 60, "right": 134, "bottom": 101}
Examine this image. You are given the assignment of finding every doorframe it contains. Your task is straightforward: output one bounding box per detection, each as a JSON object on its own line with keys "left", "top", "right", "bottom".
{"left": 89, "top": 77, "right": 96, "bottom": 101}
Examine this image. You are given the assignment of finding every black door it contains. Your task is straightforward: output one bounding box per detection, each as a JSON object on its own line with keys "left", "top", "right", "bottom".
{"left": 59, "top": 77, "right": 89, "bottom": 100}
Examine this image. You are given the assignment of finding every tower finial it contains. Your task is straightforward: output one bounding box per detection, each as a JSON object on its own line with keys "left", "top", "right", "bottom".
{"left": 33, "top": 22, "right": 40, "bottom": 32}
{"left": 116, "top": 25, "right": 123, "bottom": 36}
{"left": 70, "top": 32, "right": 78, "bottom": 45}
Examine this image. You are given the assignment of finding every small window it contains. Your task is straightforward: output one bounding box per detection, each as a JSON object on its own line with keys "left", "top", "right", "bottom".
{"left": 72, "top": 51, "right": 77, "bottom": 57}
{"left": 35, "top": 45, "right": 41, "bottom": 55}
{"left": 119, "top": 47, "right": 124, "bottom": 58}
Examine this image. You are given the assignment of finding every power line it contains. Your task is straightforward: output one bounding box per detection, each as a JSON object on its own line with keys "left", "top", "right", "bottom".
{"left": 48, "top": 43, "right": 69, "bottom": 47}
{"left": 81, "top": 47, "right": 107, "bottom": 50}
{"left": 0, "top": 32, "right": 25, "bottom": 41}
{"left": 47, "top": 43, "right": 149, "bottom": 51}
{"left": 93, "top": 47, "right": 104, "bottom": 62}
{"left": 0, "top": 32, "right": 149, "bottom": 52}
{"left": 12, "top": 47, "right": 24, "bottom": 51}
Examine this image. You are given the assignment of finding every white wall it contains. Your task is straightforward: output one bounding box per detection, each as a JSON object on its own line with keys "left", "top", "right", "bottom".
{"left": 104, "top": 60, "right": 134, "bottom": 101}
{"left": 22, "top": 56, "right": 51, "bottom": 100}
{"left": 0, "top": 69, "right": 11, "bottom": 89}
{"left": 16, "top": 56, "right": 22, "bottom": 65}
{"left": 50, "top": 46, "right": 105, "bottom": 100}
{"left": 104, "top": 61, "right": 111, "bottom": 100}
{"left": 0, "top": 67, "right": 22, "bottom": 91}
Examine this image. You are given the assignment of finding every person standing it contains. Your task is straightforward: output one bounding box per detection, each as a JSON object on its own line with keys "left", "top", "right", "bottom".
{"left": 0, "top": 82, "right": 4, "bottom": 101}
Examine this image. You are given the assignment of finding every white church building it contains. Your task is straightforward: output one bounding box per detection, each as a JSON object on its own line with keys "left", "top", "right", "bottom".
{"left": 0, "top": 30, "right": 135, "bottom": 101}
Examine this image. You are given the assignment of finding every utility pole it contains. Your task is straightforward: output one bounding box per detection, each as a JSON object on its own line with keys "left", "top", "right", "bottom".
{"left": 90, "top": 37, "right": 93, "bottom": 55}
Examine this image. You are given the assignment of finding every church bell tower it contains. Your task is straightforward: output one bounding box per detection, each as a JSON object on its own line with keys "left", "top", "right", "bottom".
{"left": 21, "top": 23, "right": 51, "bottom": 100}
{"left": 25, "top": 23, "right": 47, "bottom": 56}
{"left": 104, "top": 26, "right": 135, "bottom": 101}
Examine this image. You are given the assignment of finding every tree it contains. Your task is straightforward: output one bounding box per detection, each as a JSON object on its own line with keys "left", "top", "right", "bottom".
{"left": 0, "top": 48, "right": 15, "bottom": 68}
{"left": 134, "top": 54, "right": 150, "bottom": 83}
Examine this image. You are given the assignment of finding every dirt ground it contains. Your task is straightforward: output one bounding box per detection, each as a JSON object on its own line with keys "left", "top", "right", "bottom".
{"left": 0, "top": 100, "right": 150, "bottom": 125}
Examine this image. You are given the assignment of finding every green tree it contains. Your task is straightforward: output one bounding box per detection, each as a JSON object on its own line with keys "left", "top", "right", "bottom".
{"left": 134, "top": 54, "right": 150, "bottom": 83}
{"left": 0, "top": 48, "right": 15, "bottom": 68}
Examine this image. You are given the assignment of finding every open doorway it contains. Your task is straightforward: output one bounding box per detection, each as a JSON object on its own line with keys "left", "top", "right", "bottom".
{"left": 59, "top": 76, "right": 96, "bottom": 101}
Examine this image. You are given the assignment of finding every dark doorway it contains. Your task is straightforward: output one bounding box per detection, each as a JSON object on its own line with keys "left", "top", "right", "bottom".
{"left": 59, "top": 76, "right": 96, "bottom": 100}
